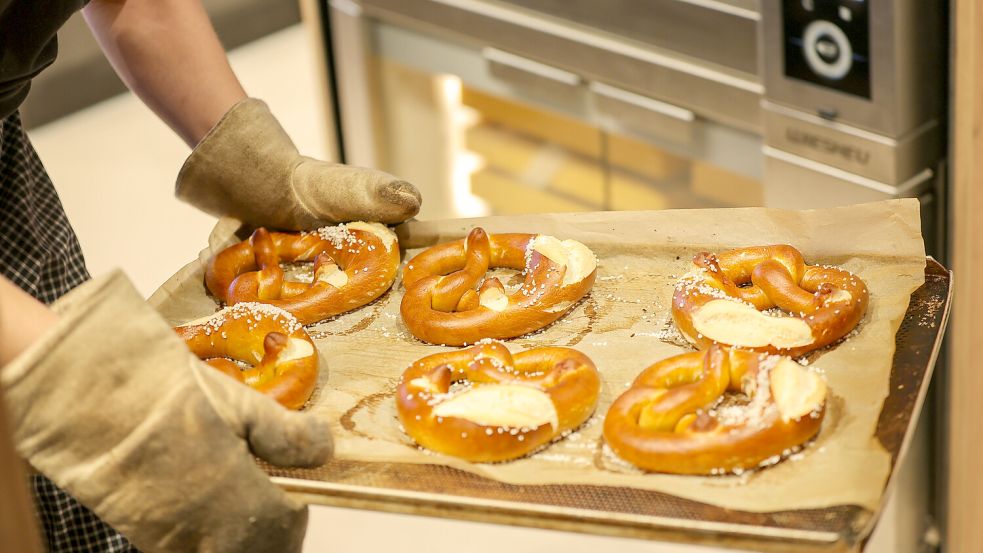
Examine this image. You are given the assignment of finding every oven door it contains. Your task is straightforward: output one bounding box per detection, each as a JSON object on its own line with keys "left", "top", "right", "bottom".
{"left": 328, "top": 0, "right": 765, "bottom": 220}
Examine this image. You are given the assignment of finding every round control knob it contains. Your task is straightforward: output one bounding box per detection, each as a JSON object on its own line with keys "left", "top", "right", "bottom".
{"left": 802, "top": 20, "right": 853, "bottom": 80}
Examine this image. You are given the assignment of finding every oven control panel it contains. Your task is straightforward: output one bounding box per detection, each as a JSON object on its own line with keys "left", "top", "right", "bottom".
{"left": 782, "top": 0, "right": 870, "bottom": 98}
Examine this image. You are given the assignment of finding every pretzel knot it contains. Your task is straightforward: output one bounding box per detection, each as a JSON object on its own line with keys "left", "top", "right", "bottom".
{"left": 400, "top": 228, "right": 597, "bottom": 345}
{"left": 671, "top": 245, "right": 869, "bottom": 357}
{"left": 396, "top": 340, "right": 601, "bottom": 462}
{"left": 603, "top": 345, "right": 826, "bottom": 474}
{"left": 175, "top": 303, "right": 319, "bottom": 410}
{"left": 205, "top": 222, "right": 400, "bottom": 325}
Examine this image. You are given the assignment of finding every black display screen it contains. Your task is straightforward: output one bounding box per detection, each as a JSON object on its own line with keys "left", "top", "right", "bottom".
{"left": 782, "top": 0, "right": 870, "bottom": 99}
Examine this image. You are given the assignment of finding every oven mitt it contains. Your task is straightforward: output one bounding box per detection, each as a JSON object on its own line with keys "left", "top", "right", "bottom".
{"left": 0, "top": 271, "right": 333, "bottom": 553}
{"left": 176, "top": 98, "right": 421, "bottom": 230}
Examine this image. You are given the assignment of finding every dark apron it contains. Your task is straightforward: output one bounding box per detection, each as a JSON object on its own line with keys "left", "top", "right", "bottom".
{"left": 1, "top": 111, "right": 138, "bottom": 552}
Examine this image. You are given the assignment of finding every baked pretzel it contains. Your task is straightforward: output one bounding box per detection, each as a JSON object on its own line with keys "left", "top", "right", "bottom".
{"left": 175, "top": 303, "right": 319, "bottom": 410}
{"left": 603, "top": 345, "right": 826, "bottom": 474}
{"left": 672, "top": 245, "right": 868, "bottom": 357}
{"left": 400, "top": 228, "right": 597, "bottom": 345}
{"left": 396, "top": 340, "right": 601, "bottom": 462}
{"left": 205, "top": 222, "right": 400, "bottom": 325}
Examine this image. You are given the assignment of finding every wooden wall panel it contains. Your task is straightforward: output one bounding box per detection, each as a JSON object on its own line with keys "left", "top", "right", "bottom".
{"left": 947, "top": 0, "right": 983, "bottom": 550}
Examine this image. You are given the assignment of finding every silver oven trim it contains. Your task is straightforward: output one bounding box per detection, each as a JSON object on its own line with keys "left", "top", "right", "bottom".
{"left": 674, "top": 0, "right": 760, "bottom": 20}
{"left": 367, "top": 0, "right": 762, "bottom": 92}
{"left": 763, "top": 100, "right": 900, "bottom": 146}
{"left": 763, "top": 100, "right": 943, "bottom": 185}
{"left": 589, "top": 82, "right": 695, "bottom": 123}
{"left": 482, "top": 48, "right": 581, "bottom": 87}
{"left": 495, "top": 0, "right": 759, "bottom": 74}
{"left": 357, "top": 0, "right": 763, "bottom": 131}
{"left": 763, "top": 146, "right": 933, "bottom": 197}
{"left": 329, "top": 0, "right": 362, "bottom": 17}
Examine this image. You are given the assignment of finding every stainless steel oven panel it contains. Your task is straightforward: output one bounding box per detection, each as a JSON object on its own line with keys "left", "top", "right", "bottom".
{"left": 763, "top": 101, "right": 942, "bottom": 185}
{"left": 589, "top": 80, "right": 762, "bottom": 181}
{"left": 761, "top": 0, "right": 944, "bottom": 137}
{"left": 359, "top": 0, "right": 764, "bottom": 132}
{"left": 482, "top": 48, "right": 585, "bottom": 113}
{"left": 763, "top": 146, "right": 935, "bottom": 205}
{"left": 590, "top": 82, "right": 696, "bottom": 148}
{"left": 494, "top": 0, "right": 760, "bottom": 75}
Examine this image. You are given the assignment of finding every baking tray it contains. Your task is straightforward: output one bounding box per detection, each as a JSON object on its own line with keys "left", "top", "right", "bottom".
{"left": 266, "top": 258, "right": 951, "bottom": 553}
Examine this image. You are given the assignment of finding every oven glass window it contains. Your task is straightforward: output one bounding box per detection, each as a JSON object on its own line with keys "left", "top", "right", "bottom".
{"left": 358, "top": 26, "right": 764, "bottom": 220}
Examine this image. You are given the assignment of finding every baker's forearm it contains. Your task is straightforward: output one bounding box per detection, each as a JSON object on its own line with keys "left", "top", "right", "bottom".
{"left": 0, "top": 278, "right": 57, "bottom": 367}
{"left": 85, "top": 0, "right": 423, "bottom": 227}
{"left": 83, "top": 0, "right": 247, "bottom": 146}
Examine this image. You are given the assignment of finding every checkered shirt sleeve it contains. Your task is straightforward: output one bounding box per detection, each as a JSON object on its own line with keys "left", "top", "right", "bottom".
{"left": 1, "top": 111, "right": 139, "bottom": 552}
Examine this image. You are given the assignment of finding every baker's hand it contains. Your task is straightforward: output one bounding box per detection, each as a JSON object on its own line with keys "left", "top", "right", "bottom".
{"left": 175, "top": 98, "right": 421, "bottom": 230}
{"left": 0, "top": 272, "right": 332, "bottom": 553}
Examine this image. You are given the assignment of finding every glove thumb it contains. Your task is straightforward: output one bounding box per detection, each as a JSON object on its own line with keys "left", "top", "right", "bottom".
{"left": 193, "top": 362, "right": 333, "bottom": 467}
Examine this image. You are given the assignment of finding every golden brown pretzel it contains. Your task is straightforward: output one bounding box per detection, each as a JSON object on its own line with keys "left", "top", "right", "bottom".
{"left": 175, "top": 303, "right": 319, "bottom": 410}
{"left": 400, "top": 228, "right": 597, "bottom": 345}
{"left": 603, "top": 345, "right": 826, "bottom": 474}
{"left": 672, "top": 245, "right": 869, "bottom": 357}
{"left": 205, "top": 222, "right": 400, "bottom": 324}
{"left": 396, "top": 340, "right": 601, "bottom": 462}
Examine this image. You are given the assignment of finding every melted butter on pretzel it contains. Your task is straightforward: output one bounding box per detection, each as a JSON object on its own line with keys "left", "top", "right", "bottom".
{"left": 770, "top": 359, "right": 827, "bottom": 421}
{"left": 479, "top": 286, "right": 509, "bottom": 312}
{"left": 408, "top": 377, "right": 438, "bottom": 392}
{"left": 298, "top": 244, "right": 321, "bottom": 260}
{"left": 827, "top": 289, "right": 852, "bottom": 303}
{"left": 277, "top": 338, "right": 316, "bottom": 363}
{"left": 347, "top": 221, "right": 396, "bottom": 252}
{"left": 691, "top": 299, "right": 813, "bottom": 349}
{"left": 531, "top": 236, "right": 596, "bottom": 286}
{"left": 316, "top": 263, "right": 349, "bottom": 288}
{"left": 431, "top": 384, "right": 558, "bottom": 431}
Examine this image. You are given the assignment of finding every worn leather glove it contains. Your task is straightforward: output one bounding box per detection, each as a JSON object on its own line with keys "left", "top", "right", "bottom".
{"left": 176, "top": 98, "right": 421, "bottom": 230}
{"left": 0, "top": 272, "right": 332, "bottom": 553}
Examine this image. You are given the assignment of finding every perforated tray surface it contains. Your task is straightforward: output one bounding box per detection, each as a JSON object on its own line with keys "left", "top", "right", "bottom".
{"left": 267, "top": 259, "right": 951, "bottom": 553}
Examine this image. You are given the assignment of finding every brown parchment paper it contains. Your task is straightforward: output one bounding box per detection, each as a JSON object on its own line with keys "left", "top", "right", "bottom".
{"left": 149, "top": 199, "right": 926, "bottom": 514}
